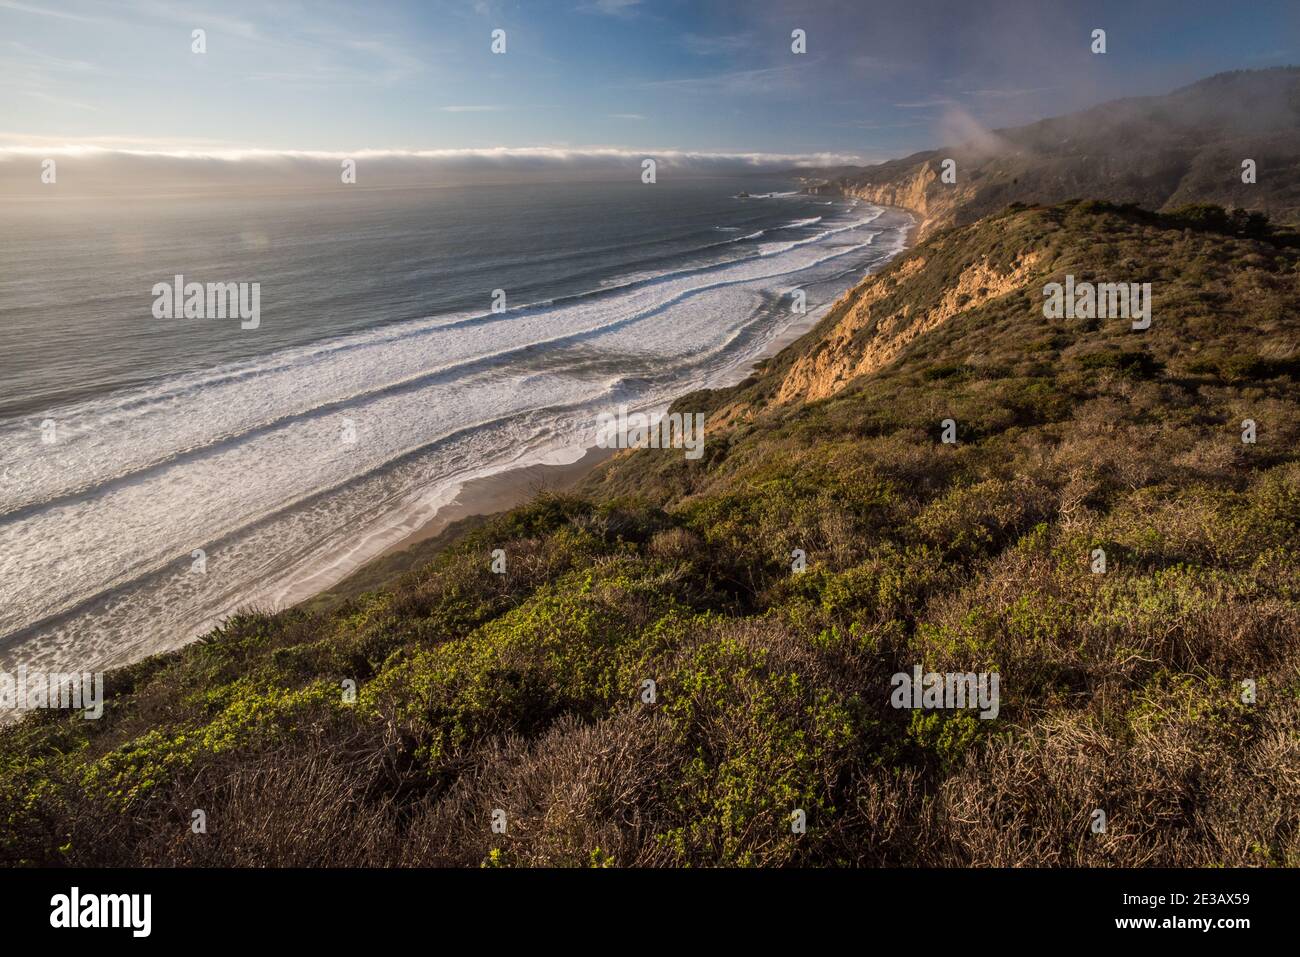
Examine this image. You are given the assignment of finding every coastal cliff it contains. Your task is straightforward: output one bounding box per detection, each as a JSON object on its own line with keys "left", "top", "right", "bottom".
{"left": 773, "top": 249, "right": 1040, "bottom": 404}
{"left": 840, "top": 158, "right": 965, "bottom": 240}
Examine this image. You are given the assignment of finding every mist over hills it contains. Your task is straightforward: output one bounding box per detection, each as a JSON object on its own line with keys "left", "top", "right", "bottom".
{"left": 830, "top": 68, "right": 1300, "bottom": 234}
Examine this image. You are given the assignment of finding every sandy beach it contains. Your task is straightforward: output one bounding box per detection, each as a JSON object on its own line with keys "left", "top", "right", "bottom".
{"left": 376, "top": 442, "right": 617, "bottom": 559}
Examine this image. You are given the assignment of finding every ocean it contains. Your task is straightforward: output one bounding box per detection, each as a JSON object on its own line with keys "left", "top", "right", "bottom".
{"left": 0, "top": 177, "right": 910, "bottom": 674}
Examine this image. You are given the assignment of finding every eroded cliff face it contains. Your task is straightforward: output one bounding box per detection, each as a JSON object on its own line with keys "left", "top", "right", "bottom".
{"left": 774, "top": 248, "right": 1041, "bottom": 405}
{"left": 845, "top": 162, "right": 938, "bottom": 220}
{"left": 842, "top": 161, "right": 975, "bottom": 240}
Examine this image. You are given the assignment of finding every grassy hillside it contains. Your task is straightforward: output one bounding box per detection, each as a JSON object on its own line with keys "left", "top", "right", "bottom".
{"left": 838, "top": 69, "right": 1300, "bottom": 235}
{"left": 3, "top": 200, "right": 1299, "bottom": 867}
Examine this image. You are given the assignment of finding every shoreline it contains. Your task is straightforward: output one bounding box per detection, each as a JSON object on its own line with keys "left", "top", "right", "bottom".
{"left": 374, "top": 443, "right": 617, "bottom": 560}
{"left": 298, "top": 201, "right": 923, "bottom": 606}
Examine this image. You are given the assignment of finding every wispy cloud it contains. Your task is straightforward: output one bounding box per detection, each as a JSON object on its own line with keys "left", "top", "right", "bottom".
{"left": 126, "top": 0, "right": 263, "bottom": 41}
{"left": 4, "top": 40, "right": 101, "bottom": 73}
{"left": 962, "top": 87, "right": 1056, "bottom": 99}
{"left": 2, "top": 1, "right": 428, "bottom": 89}
{"left": 577, "top": 0, "right": 641, "bottom": 17}
{"left": 340, "top": 35, "right": 424, "bottom": 84}
{"left": 0, "top": 0, "right": 103, "bottom": 23}
{"left": 681, "top": 33, "right": 752, "bottom": 57}
{"left": 23, "top": 89, "right": 98, "bottom": 111}
{"left": 438, "top": 105, "right": 506, "bottom": 113}
{"left": 895, "top": 96, "right": 957, "bottom": 109}
{"left": 642, "top": 61, "right": 815, "bottom": 97}
{"left": 829, "top": 118, "right": 927, "bottom": 130}
{"left": 1, "top": 37, "right": 107, "bottom": 113}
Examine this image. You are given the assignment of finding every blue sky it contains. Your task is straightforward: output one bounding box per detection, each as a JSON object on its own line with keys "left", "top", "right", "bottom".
{"left": 2, "top": 0, "right": 1297, "bottom": 162}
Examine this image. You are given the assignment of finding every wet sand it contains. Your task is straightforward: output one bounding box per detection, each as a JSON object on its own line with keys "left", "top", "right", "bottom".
{"left": 373, "top": 443, "right": 617, "bottom": 560}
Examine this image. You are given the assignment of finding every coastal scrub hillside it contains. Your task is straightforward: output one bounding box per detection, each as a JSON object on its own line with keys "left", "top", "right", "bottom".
{"left": 3, "top": 200, "right": 1298, "bottom": 866}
